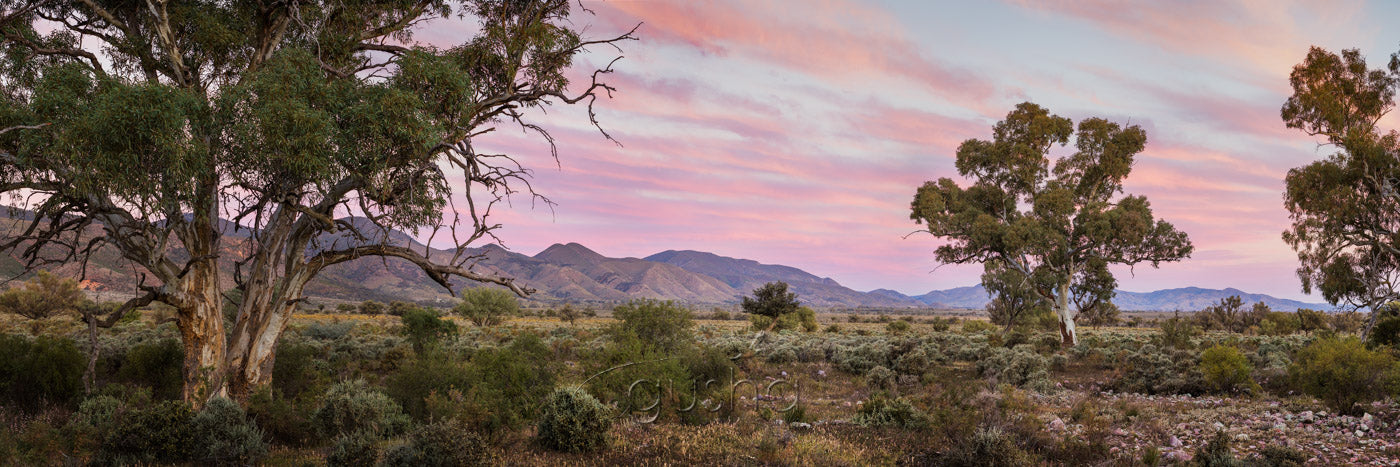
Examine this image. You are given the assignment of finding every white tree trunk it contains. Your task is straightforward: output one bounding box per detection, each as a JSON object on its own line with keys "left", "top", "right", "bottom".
{"left": 1054, "top": 281, "right": 1078, "bottom": 346}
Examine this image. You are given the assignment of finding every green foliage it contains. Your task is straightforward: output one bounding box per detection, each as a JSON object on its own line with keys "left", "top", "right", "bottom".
{"left": 887, "top": 319, "right": 912, "bottom": 334}
{"left": 272, "top": 340, "right": 323, "bottom": 400}
{"left": 96, "top": 400, "right": 195, "bottom": 465}
{"left": 741, "top": 281, "right": 801, "bottom": 320}
{"left": 246, "top": 387, "right": 316, "bottom": 447}
{"left": 453, "top": 288, "right": 519, "bottom": 326}
{"left": 358, "top": 300, "right": 386, "bottom": 315}
{"left": 962, "top": 319, "right": 999, "bottom": 334}
{"left": 1110, "top": 344, "right": 1206, "bottom": 395}
{"left": 937, "top": 426, "right": 1033, "bottom": 467}
{"left": 1260, "top": 312, "right": 1302, "bottom": 336}
{"left": 976, "top": 346, "right": 1052, "bottom": 391}
{"left": 1159, "top": 315, "right": 1201, "bottom": 349}
{"left": 1199, "top": 345, "right": 1258, "bottom": 395}
{"left": 387, "top": 300, "right": 420, "bottom": 317}
{"left": 188, "top": 397, "right": 269, "bottom": 466}
{"left": 537, "top": 386, "right": 613, "bottom": 453}
{"left": 1369, "top": 316, "right": 1400, "bottom": 348}
{"left": 1288, "top": 336, "right": 1399, "bottom": 414}
{"left": 314, "top": 379, "right": 411, "bottom": 438}
{"left": 1194, "top": 430, "right": 1242, "bottom": 467}
{"left": 611, "top": 299, "right": 694, "bottom": 353}
{"left": 0, "top": 270, "right": 87, "bottom": 320}
{"left": 1279, "top": 46, "right": 1400, "bottom": 328}
{"left": 391, "top": 334, "right": 555, "bottom": 435}
{"left": 750, "top": 305, "right": 818, "bottom": 332}
{"left": 327, "top": 431, "right": 381, "bottom": 467}
{"left": 865, "top": 365, "right": 896, "bottom": 391}
{"left": 1248, "top": 445, "right": 1308, "bottom": 467}
{"left": 382, "top": 421, "right": 491, "bottom": 467}
{"left": 400, "top": 307, "right": 458, "bottom": 353}
{"left": 0, "top": 334, "right": 83, "bottom": 410}
{"left": 117, "top": 338, "right": 184, "bottom": 400}
{"left": 910, "top": 102, "right": 1193, "bottom": 345}
{"left": 1296, "top": 308, "right": 1329, "bottom": 332}
{"left": 852, "top": 392, "right": 929, "bottom": 429}
{"left": 303, "top": 321, "right": 355, "bottom": 340}
{"left": 984, "top": 263, "right": 1049, "bottom": 331}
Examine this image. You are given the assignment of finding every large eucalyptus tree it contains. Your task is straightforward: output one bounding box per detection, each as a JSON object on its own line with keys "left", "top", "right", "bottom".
{"left": 1280, "top": 46, "right": 1400, "bottom": 336}
{"left": 0, "top": 0, "right": 634, "bottom": 404}
{"left": 910, "top": 103, "right": 1193, "bottom": 345}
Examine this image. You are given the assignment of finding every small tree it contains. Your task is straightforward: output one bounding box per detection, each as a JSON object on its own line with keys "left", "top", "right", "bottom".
{"left": 0, "top": 270, "right": 86, "bottom": 320}
{"left": 1080, "top": 302, "right": 1121, "bottom": 329}
{"left": 556, "top": 304, "right": 580, "bottom": 326}
{"left": 911, "top": 103, "right": 1193, "bottom": 345}
{"left": 453, "top": 288, "right": 518, "bottom": 327}
{"left": 741, "top": 282, "right": 800, "bottom": 331}
{"left": 1200, "top": 296, "right": 1245, "bottom": 333}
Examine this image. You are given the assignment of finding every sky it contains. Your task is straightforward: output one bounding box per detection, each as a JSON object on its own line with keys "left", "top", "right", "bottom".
{"left": 422, "top": 0, "right": 1400, "bottom": 302}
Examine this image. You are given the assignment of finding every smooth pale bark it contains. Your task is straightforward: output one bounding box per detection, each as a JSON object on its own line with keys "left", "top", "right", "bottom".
{"left": 1054, "top": 281, "right": 1078, "bottom": 346}
{"left": 225, "top": 274, "right": 311, "bottom": 399}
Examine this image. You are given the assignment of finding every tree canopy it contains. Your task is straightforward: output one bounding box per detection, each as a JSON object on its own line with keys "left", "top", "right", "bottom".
{"left": 741, "top": 281, "right": 801, "bottom": 319}
{"left": 0, "top": 0, "right": 634, "bottom": 404}
{"left": 1279, "top": 46, "right": 1400, "bottom": 336}
{"left": 911, "top": 102, "right": 1193, "bottom": 345}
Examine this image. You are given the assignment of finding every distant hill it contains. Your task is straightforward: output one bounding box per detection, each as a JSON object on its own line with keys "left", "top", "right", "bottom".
{"left": 905, "top": 284, "right": 1331, "bottom": 312}
{"left": 0, "top": 211, "right": 1335, "bottom": 311}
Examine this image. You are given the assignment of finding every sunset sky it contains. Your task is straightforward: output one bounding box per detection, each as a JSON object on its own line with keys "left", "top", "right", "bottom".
{"left": 428, "top": 1, "right": 1400, "bottom": 301}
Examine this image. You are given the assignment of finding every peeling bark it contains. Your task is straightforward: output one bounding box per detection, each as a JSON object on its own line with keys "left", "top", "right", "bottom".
{"left": 174, "top": 265, "right": 227, "bottom": 407}
{"left": 1054, "top": 281, "right": 1078, "bottom": 346}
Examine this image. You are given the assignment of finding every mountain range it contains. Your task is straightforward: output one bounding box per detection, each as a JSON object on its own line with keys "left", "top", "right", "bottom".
{"left": 0, "top": 214, "right": 1333, "bottom": 311}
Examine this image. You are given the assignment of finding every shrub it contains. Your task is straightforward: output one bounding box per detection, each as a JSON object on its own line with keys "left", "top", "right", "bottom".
{"left": 1295, "top": 308, "right": 1328, "bottom": 332}
{"left": 1158, "top": 315, "right": 1200, "bottom": 349}
{"left": 1200, "top": 345, "right": 1258, "bottom": 395}
{"left": 382, "top": 421, "right": 491, "bottom": 467}
{"left": 928, "top": 317, "right": 951, "bottom": 332}
{"left": 453, "top": 287, "right": 519, "bottom": 326}
{"left": 611, "top": 299, "right": 694, "bottom": 353}
{"left": 400, "top": 307, "right": 458, "bottom": 353}
{"left": 303, "top": 321, "right": 354, "bottom": 340}
{"left": 96, "top": 400, "right": 195, "bottom": 465}
{"left": 852, "top": 393, "right": 929, "bottom": 428}
{"left": 0, "top": 334, "right": 84, "bottom": 410}
{"left": 937, "top": 426, "right": 1032, "bottom": 467}
{"left": 189, "top": 397, "right": 268, "bottom": 465}
{"left": 537, "top": 386, "right": 612, "bottom": 453}
{"left": 358, "top": 300, "right": 385, "bottom": 315}
{"left": 392, "top": 334, "right": 555, "bottom": 436}
{"left": 1260, "top": 312, "right": 1301, "bottom": 336}
{"left": 335, "top": 303, "right": 356, "bottom": 313}
{"left": 1193, "top": 430, "right": 1240, "bottom": 467}
{"left": 1288, "top": 336, "right": 1400, "bottom": 415}
{"left": 752, "top": 306, "right": 819, "bottom": 332}
{"left": 272, "top": 340, "right": 323, "bottom": 399}
{"left": 1110, "top": 345, "right": 1205, "bottom": 395}
{"left": 246, "top": 387, "right": 315, "bottom": 447}
{"left": 314, "top": 379, "right": 411, "bottom": 438}
{"left": 824, "top": 324, "right": 841, "bottom": 333}
{"left": 387, "top": 300, "right": 419, "bottom": 317}
{"left": 894, "top": 347, "right": 930, "bottom": 375}
{"left": 1369, "top": 316, "right": 1400, "bottom": 348}
{"left": 117, "top": 338, "right": 184, "bottom": 400}
{"left": 1248, "top": 445, "right": 1307, "bottom": 467}
{"left": 887, "top": 319, "right": 912, "bottom": 334}
{"left": 976, "top": 347, "right": 1052, "bottom": 391}
{"left": 962, "top": 320, "right": 998, "bottom": 334}
{"left": 865, "top": 365, "right": 896, "bottom": 391}
{"left": 327, "top": 431, "right": 381, "bottom": 467}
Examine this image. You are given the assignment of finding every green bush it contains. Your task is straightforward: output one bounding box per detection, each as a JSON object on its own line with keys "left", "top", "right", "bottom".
{"left": 1158, "top": 316, "right": 1200, "bottom": 349}
{"left": 358, "top": 300, "right": 385, "bottom": 315}
{"left": 976, "top": 347, "right": 1051, "bottom": 391}
{"left": 537, "top": 386, "right": 613, "bottom": 453}
{"left": 937, "top": 426, "right": 1033, "bottom": 467}
{"left": 1369, "top": 316, "right": 1400, "bottom": 348}
{"left": 611, "top": 299, "right": 694, "bottom": 353}
{"left": 1110, "top": 345, "right": 1205, "bottom": 395}
{"left": 246, "top": 387, "right": 316, "bottom": 447}
{"left": 887, "top": 319, "right": 912, "bottom": 334}
{"left": 1295, "top": 308, "right": 1328, "bottom": 332}
{"left": 750, "top": 306, "right": 819, "bottom": 332}
{"left": 1193, "top": 430, "right": 1240, "bottom": 467}
{"left": 1288, "top": 336, "right": 1400, "bottom": 415}
{"left": 392, "top": 334, "right": 555, "bottom": 436}
{"left": 825, "top": 324, "right": 841, "bottom": 333}
{"left": 453, "top": 287, "right": 519, "bottom": 326}
{"left": 117, "top": 338, "right": 185, "bottom": 400}
{"left": 1248, "top": 445, "right": 1307, "bottom": 467}
{"left": 962, "top": 320, "right": 998, "bottom": 333}
{"left": 400, "top": 307, "right": 458, "bottom": 353}
{"left": 96, "top": 400, "right": 195, "bottom": 465}
{"left": 852, "top": 393, "right": 929, "bottom": 428}
{"left": 1200, "top": 345, "right": 1258, "bottom": 395}
{"left": 1260, "top": 312, "right": 1301, "bottom": 336}
{"left": 303, "top": 321, "right": 354, "bottom": 340}
{"left": 327, "top": 431, "right": 381, "bottom": 467}
{"left": 382, "top": 421, "right": 491, "bottom": 467}
{"left": 894, "top": 347, "right": 930, "bottom": 375}
{"left": 0, "top": 334, "right": 84, "bottom": 410}
{"left": 189, "top": 397, "right": 269, "bottom": 466}
{"left": 314, "top": 379, "right": 411, "bottom": 438}
{"left": 271, "top": 340, "right": 323, "bottom": 400}
{"left": 865, "top": 365, "right": 896, "bottom": 391}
